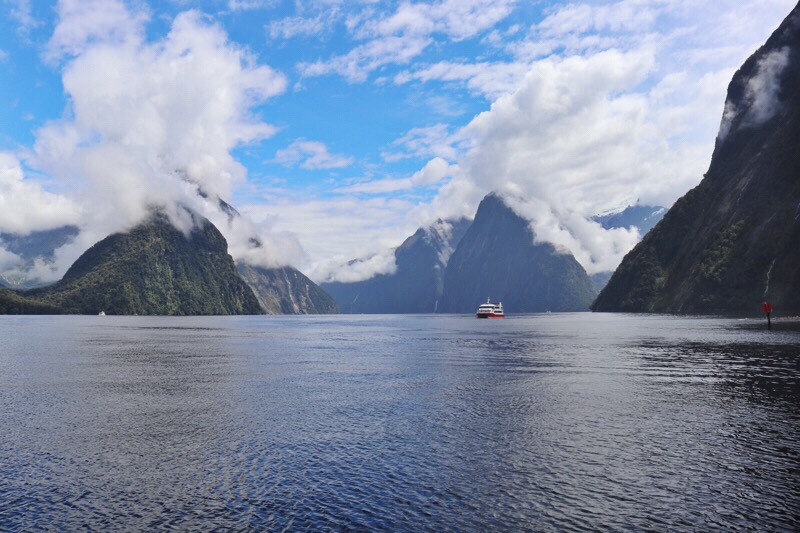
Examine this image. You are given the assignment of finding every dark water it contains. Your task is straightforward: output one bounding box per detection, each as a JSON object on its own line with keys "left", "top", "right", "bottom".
{"left": 1, "top": 314, "right": 799, "bottom": 531}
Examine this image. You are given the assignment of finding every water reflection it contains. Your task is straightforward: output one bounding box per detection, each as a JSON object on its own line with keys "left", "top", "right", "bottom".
{"left": 0, "top": 314, "right": 798, "bottom": 530}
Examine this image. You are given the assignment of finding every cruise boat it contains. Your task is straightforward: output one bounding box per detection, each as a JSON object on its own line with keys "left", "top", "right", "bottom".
{"left": 476, "top": 299, "right": 504, "bottom": 318}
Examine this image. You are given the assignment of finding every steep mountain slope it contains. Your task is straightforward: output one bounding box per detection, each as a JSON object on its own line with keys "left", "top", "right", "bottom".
{"left": 322, "top": 219, "right": 471, "bottom": 313}
{"left": 440, "top": 194, "right": 597, "bottom": 313}
{"left": 238, "top": 263, "right": 338, "bottom": 314}
{"left": 593, "top": 5, "right": 800, "bottom": 314}
{"left": 22, "top": 213, "right": 262, "bottom": 315}
{"left": 215, "top": 195, "right": 337, "bottom": 314}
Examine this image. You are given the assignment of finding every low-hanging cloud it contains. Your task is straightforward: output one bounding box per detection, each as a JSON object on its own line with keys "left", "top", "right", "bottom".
{"left": 11, "top": 0, "right": 304, "bottom": 284}
{"left": 718, "top": 47, "right": 790, "bottom": 140}
{"left": 0, "top": 152, "right": 82, "bottom": 235}
{"left": 421, "top": 48, "right": 715, "bottom": 275}
{"left": 314, "top": 247, "right": 399, "bottom": 284}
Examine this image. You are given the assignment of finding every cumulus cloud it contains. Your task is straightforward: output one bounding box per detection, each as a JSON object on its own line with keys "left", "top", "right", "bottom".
{"left": 0, "top": 152, "right": 81, "bottom": 235}
{"left": 12, "top": 0, "right": 302, "bottom": 282}
{"left": 416, "top": 48, "right": 719, "bottom": 275}
{"left": 0, "top": 247, "right": 23, "bottom": 271}
{"left": 313, "top": 248, "right": 398, "bottom": 283}
{"left": 273, "top": 139, "right": 354, "bottom": 169}
{"left": 274, "top": 0, "right": 795, "bottom": 283}
{"left": 45, "top": 0, "right": 149, "bottom": 62}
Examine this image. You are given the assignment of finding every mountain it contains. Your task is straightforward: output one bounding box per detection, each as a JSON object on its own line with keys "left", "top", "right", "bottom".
{"left": 212, "top": 195, "right": 338, "bottom": 314}
{"left": 0, "top": 226, "right": 79, "bottom": 288}
{"left": 589, "top": 205, "right": 666, "bottom": 291}
{"left": 593, "top": 5, "right": 800, "bottom": 314}
{"left": 321, "top": 218, "right": 471, "bottom": 313}
{"left": 18, "top": 212, "right": 262, "bottom": 315}
{"left": 238, "top": 263, "right": 338, "bottom": 314}
{"left": 0, "top": 288, "right": 61, "bottom": 314}
{"left": 439, "top": 194, "right": 597, "bottom": 313}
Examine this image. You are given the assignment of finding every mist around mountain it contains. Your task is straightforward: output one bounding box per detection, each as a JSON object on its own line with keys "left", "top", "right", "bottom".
{"left": 326, "top": 194, "right": 602, "bottom": 314}
{"left": 216, "top": 196, "right": 339, "bottom": 315}
{"left": 440, "top": 194, "right": 597, "bottom": 313}
{"left": 0, "top": 226, "right": 79, "bottom": 288}
{"left": 588, "top": 205, "right": 666, "bottom": 290}
{"left": 322, "top": 219, "right": 471, "bottom": 313}
{"left": 4, "top": 213, "right": 262, "bottom": 315}
{"left": 0, "top": 190, "right": 338, "bottom": 315}
{"left": 238, "top": 263, "right": 338, "bottom": 314}
{"left": 593, "top": 4, "right": 800, "bottom": 314}
{"left": 592, "top": 205, "right": 667, "bottom": 236}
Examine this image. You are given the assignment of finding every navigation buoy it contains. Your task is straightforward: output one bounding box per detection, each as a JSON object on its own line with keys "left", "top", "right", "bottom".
{"left": 761, "top": 302, "right": 773, "bottom": 330}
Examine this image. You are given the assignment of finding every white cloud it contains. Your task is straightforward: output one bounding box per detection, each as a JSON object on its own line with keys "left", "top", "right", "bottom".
{"left": 0, "top": 247, "right": 23, "bottom": 271}
{"left": 369, "top": 0, "right": 795, "bottom": 277}
{"left": 241, "top": 194, "right": 418, "bottom": 281}
{"left": 0, "top": 152, "right": 81, "bottom": 235}
{"left": 273, "top": 139, "right": 354, "bottom": 170}
{"left": 382, "top": 123, "right": 461, "bottom": 162}
{"left": 334, "top": 157, "right": 455, "bottom": 194}
{"left": 300, "top": 34, "right": 432, "bottom": 81}
{"left": 395, "top": 61, "right": 533, "bottom": 99}
{"left": 313, "top": 248, "right": 398, "bottom": 283}
{"left": 45, "top": 0, "right": 149, "bottom": 62}
{"left": 335, "top": 177, "right": 414, "bottom": 195}
{"left": 228, "top": 0, "right": 277, "bottom": 11}
{"left": 9, "top": 0, "right": 40, "bottom": 34}
{"left": 422, "top": 48, "right": 718, "bottom": 274}
{"left": 20, "top": 2, "right": 296, "bottom": 281}
{"left": 269, "top": 15, "right": 327, "bottom": 39}
{"left": 718, "top": 47, "right": 790, "bottom": 141}
{"left": 535, "top": 0, "right": 664, "bottom": 38}
{"left": 299, "top": 0, "right": 517, "bottom": 81}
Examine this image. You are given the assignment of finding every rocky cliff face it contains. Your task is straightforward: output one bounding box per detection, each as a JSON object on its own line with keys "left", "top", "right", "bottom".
{"left": 322, "top": 219, "right": 471, "bottom": 313}
{"left": 21, "top": 213, "right": 262, "bottom": 315}
{"left": 440, "top": 194, "right": 597, "bottom": 313}
{"left": 237, "top": 263, "right": 338, "bottom": 314}
{"left": 593, "top": 4, "right": 800, "bottom": 314}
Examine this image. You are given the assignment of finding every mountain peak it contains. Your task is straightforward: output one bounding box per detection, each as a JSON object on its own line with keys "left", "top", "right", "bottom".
{"left": 593, "top": 6, "right": 800, "bottom": 314}
{"left": 439, "top": 193, "right": 597, "bottom": 313}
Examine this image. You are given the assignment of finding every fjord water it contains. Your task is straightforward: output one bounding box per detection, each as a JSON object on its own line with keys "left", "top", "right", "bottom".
{"left": 1, "top": 314, "right": 798, "bottom": 530}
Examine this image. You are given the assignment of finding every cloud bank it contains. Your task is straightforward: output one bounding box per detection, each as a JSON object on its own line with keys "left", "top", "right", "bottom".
{"left": 3, "top": 0, "right": 303, "bottom": 284}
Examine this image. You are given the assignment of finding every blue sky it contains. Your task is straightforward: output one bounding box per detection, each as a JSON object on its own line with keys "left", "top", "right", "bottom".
{"left": 0, "top": 0, "right": 796, "bottom": 283}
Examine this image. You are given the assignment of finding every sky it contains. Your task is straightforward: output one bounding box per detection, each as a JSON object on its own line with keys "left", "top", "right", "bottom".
{"left": 0, "top": 0, "right": 796, "bottom": 284}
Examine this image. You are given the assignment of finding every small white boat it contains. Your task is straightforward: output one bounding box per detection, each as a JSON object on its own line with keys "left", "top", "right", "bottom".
{"left": 476, "top": 299, "right": 504, "bottom": 318}
{"left": 98, "top": 311, "right": 106, "bottom": 316}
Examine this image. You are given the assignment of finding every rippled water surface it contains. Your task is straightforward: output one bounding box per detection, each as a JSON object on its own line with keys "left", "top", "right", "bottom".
{"left": 1, "top": 313, "right": 799, "bottom": 530}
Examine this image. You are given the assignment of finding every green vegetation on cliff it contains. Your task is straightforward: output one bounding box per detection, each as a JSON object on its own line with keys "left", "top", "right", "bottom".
{"left": 11, "top": 213, "right": 262, "bottom": 315}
